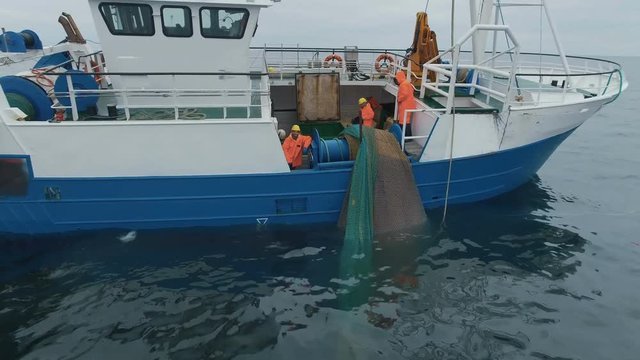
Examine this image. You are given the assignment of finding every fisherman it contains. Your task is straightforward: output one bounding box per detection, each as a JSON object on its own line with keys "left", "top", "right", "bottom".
{"left": 358, "top": 97, "right": 376, "bottom": 128}
{"left": 282, "top": 125, "right": 312, "bottom": 170}
{"left": 395, "top": 70, "right": 417, "bottom": 136}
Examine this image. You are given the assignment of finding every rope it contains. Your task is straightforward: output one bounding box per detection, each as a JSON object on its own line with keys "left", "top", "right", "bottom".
{"left": 497, "top": 111, "right": 512, "bottom": 149}
{"left": 31, "top": 69, "right": 55, "bottom": 88}
{"left": 441, "top": 109, "right": 456, "bottom": 227}
{"left": 441, "top": 0, "right": 457, "bottom": 227}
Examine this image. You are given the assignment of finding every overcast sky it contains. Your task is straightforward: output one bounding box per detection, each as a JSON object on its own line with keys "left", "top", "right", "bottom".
{"left": 1, "top": 0, "right": 638, "bottom": 56}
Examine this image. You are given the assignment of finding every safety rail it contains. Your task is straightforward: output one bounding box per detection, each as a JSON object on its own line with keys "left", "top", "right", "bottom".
{"left": 253, "top": 46, "right": 410, "bottom": 82}
{"left": 76, "top": 51, "right": 104, "bottom": 73}
{"left": 400, "top": 108, "right": 445, "bottom": 152}
{"left": 48, "top": 71, "right": 272, "bottom": 122}
{"left": 257, "top": 46, "right": 432, "bottom": 154}
{"left": 419, "top": 39, "right": 625, "bottom": 111}
{"left": 489, "top": 53, "right": 625, "bottom": 107}
{"left": 421, "top": 24, "right": 521, "bottom": 115}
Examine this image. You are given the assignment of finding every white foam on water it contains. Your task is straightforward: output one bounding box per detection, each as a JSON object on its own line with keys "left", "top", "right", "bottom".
{"left": 118, "top": 231, "right": 137, "bottom": 243}
{"left": 280, "top": 247, "right": 325, "bottom": 259}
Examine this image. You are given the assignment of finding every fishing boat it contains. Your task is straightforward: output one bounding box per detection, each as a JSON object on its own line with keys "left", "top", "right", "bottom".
{"left": 0, "top": 0, "right": 627, "bottom": 235}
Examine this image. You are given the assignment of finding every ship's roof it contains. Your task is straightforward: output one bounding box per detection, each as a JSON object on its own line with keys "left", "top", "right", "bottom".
{"left": 89, "top": 0, "right": 276, "bottom": 7}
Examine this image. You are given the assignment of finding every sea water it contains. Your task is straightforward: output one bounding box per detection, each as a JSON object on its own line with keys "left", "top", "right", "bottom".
{"left": 1, "top": 57, "right": 639, "bottom": 360}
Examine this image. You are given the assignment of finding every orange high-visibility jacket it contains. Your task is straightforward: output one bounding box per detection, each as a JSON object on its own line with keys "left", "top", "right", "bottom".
{"left": 282, "top": 134, "right": 312, "bottom": 168}
{"left": 396, "top": 71, "right": 417, "bottom": 124}
{"left": 360, "top": 103, "right": 375, "bottom": 128}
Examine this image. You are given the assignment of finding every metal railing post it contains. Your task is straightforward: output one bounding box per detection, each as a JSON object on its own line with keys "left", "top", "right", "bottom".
{"left": 541, "top": 0, "right": 571, "bottom": 87}
{"left": 503, "top": 48, "right": 520, "bottom": 114}
{"left": 487, "top": 5, "right": 500, "bottom": 103}
{"left": 401, "top": 110, "right": 408, "bottom": 151}
{"left": 172, "top": 74, "right": 178, "bottom": 120}
{"left": 122, "top": 89, "right": 130, "bottom": 121}
{"left": 419, "top": 66, "right": 427, "bottom": 99}
{"left": 223, "top": 90, "right": 228, "bottom": 119}
{"left": 445, "top": 46, "right": 461, "bottom": 114}
{"left": 280, "top": 43, "right": 284, "bottom": 81}
{"left": 66, "top": 74, "right": 79, "bottom": 121}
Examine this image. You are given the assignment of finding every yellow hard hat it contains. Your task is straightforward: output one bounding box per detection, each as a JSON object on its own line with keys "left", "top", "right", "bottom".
{"left": 358, "top": 98, "right": 367, "bottom": 106}
{"left": 291, "top": 124, "right": 301, "bottom": 132}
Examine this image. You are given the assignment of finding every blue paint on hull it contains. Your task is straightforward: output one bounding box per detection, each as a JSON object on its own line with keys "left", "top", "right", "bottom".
{"left": 0, "top": 129, "right": 574, "bottom": 235}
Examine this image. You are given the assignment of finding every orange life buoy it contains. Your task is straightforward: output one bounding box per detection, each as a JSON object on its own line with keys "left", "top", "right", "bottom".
{"left": 323, "top": 54, "right": 343, "bottom": 68}
{"left": 374, "top": 54, "right": 395, "bottom": 73}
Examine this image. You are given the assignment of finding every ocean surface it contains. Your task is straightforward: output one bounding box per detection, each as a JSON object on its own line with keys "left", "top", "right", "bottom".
{"left": 1, "top": 57, "right": 639, "bottom": 360}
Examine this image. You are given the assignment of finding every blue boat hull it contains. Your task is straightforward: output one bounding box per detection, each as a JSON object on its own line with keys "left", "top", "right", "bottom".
{"left": 0, "top": 129, "right": 573, "bottom": 235}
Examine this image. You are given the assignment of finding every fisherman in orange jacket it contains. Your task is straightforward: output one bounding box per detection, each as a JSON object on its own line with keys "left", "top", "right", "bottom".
{"left": 358, "top": 97, "right": 376, "bottom": 128}
{"left": 282, "top": 125, "right": 312, "bottom": 170}
{"left": 395, "top": 70, "right": 417, "bottom": 136}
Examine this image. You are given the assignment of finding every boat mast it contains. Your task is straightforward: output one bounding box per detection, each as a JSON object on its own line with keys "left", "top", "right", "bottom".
{"left": 540, "top": 0, "right": 571, "bottom": 83}
{"left": 469, "top": 0, "right": 494, "bottom": 64}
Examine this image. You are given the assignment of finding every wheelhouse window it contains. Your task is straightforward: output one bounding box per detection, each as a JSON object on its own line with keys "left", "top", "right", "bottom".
{"left": 200, "top": 7, "right": 249, "bottom": 39}
{"left": 99, "top": 3, "right": 155, "bottom": 36}
{"left": 162, "top": 6, "right": 192, "bottom": 38}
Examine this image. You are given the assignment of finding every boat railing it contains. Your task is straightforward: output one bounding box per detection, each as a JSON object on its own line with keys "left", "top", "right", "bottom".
{"left": 49, "top": 71, "right": 271, "bottom": 122}
{"left": 399, "top": 108, "right": 445, "bottom": 152}
{"left": 421, "top": 40, "right": 624, "bottom": 110}
{"left": 421, "top": 24, "right": 521, "bottom": 115}
{"left": 255, "top": 45, "right": 408, "bottom": 82}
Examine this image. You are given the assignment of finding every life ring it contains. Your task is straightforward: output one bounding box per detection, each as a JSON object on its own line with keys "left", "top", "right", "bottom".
{"left": 323, "top": 54, "right": 343, "bottom": 68}
{"left": 375, "top": 54, "right": 395, "bottom": 73}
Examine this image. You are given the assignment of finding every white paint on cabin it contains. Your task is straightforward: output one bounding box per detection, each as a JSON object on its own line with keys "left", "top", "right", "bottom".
{"left": 88, "top": 0, "right": 272, "bottom": 108}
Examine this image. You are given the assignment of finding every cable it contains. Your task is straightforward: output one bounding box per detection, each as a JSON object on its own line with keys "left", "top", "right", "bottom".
{"left": 30, "top": 69, "right": 55, "bottom": 88}
{"left": 441, "top": 0, "right": 458, "bottom": 227}
{"left": 441, "top": 109, "right": 456, "bottom": 228}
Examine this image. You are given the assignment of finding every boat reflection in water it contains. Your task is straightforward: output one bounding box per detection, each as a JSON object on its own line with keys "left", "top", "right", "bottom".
{"left": 0, "top": 179, "right": 589, "bottom": 359}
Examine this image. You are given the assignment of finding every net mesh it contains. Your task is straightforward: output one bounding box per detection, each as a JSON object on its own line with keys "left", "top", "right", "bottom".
{"left": 338, "top": 126, "right": 427, "bottom": 281}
